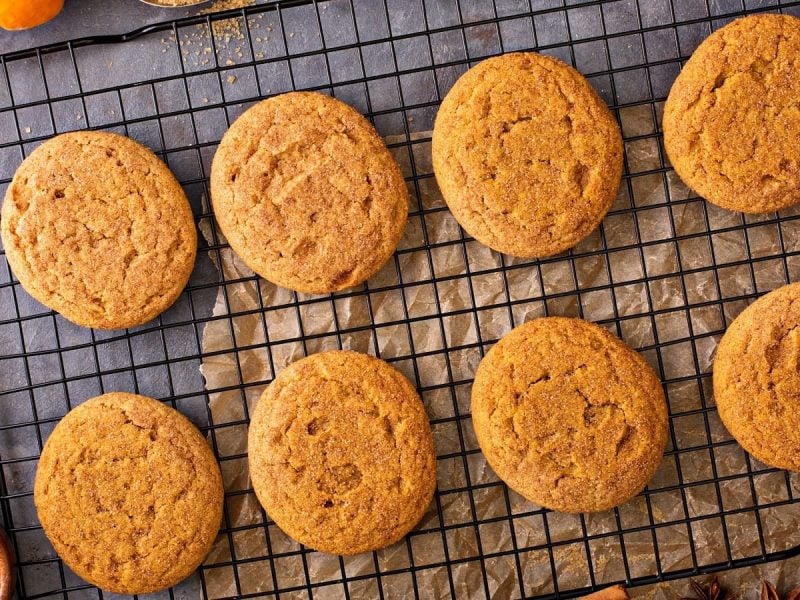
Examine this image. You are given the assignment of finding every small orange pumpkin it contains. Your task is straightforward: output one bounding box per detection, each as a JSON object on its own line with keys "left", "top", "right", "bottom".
{"left": 0, "top": 0, "right": 65, "bottom": 31}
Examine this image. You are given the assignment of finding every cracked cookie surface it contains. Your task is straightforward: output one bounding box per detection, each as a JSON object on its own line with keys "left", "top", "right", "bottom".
{"left": 471, "top": 317, "right": 668, "bottom": 513}
{"left": 248, "top": 350, "right": 436, "bottom": 554}
{"left": 210, "top": 92, "right": 408, "bottom": 294}
{"left": 34, "top": 392, "right": 223, "bottom": 594}
{"left": 713, "top": 283, "right": 800, "bottom": 471}
{"left": 431, "top": 52, "right": 623, "bottom": 258}
{"left": 663, "top": 14, "right": 800, "bottom": 213}
{"left": 0, "top": 131, "right": 197, "bottom": 329}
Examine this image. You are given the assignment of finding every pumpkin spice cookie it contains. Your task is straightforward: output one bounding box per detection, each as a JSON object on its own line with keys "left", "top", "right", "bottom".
{"left": 0, "top": 131, "right": 197, "bottom": 329}
{"left": 0, "top": 528, "right": 13, "bottom": 600}
{"left": 713, "top": 283, "right": 800, "bottom": 471}
{"left": 248, "top": 351, "right": 436, "bottom": 554}
{"left": 432, "top": 52, "right": 623, "bottom": 258}
{"left": 664, "top": 14, "right": 800, "bottom": 213}
{"left": 471, "top": 317, "right": 668, "bottom": 513}
{"left": 34, "top": 392, "right": 223, "bottom": 594}
{"left": 210, "top": 92, "right": 408, "bottom": 294}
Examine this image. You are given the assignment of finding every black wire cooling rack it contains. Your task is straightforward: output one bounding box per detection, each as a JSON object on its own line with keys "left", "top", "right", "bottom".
{"left": 2, "top": 0, "right": 800, "bottom": 598}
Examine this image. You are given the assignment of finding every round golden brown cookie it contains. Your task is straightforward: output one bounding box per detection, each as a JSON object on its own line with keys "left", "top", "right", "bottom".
{"left": 663, "top": 14, "right": 800, "bottom": 213}
{"left": 713, "top": 283, "right": 800, "bottom": 471}
{"left": 471, "top": 317, "right": 668, "bottom": 513}
{"left": 0, "top": 131, "right": 197, "bottom": 329}
{"left": 0, "top": 528, "right": 13, "bottom": 600}
{"left": 210, "top": 92, "right": 408, "bottom": 294}
{"left": 34, "top": 392, "right": 223, "bottom": 595}
{"left": 248, "top": 350, "right": 436, "bottom": 554}
{"left": 431, "top": 52, "right": 623, "bottom": 258}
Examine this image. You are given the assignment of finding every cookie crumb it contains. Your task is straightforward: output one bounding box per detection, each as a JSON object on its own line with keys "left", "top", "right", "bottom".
{"left": 199, "top": 0, "right": 255, "bottom": 43}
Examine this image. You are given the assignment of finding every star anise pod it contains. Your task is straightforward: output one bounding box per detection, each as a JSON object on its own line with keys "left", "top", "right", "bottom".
{"left": 681, "top": 576, "right": 737, "bottom": 600}
{"left": 761, "top": 580, "right": 800, "bottom": 600}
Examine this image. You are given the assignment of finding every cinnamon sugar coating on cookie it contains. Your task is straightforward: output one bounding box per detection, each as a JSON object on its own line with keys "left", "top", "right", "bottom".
{"left": 664, "top": 14, "right": 800, "bottom": 213}
{"left": 471, "top": 317, "right": 668, "bottom": 513}
{"left": 211, "top": 92, "right": 408, "bottom": 294}
{"left": 34, "top": 393, "right": 223, "bottom": 594}
{"left": 432, "top": 52, "right": 623, "bottom": 258}
{"left": 248, "top": 351, "right": 436, "bottom": 554}
{"left": 0, "top": 131, "right": 196, "bottom": 329}
{"left": 713, "top": 283, "right": 800, "bottom": 470}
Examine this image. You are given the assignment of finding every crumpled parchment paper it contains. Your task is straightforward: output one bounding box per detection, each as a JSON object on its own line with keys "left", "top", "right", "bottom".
{"left": 196, "top": 120, "right": 800, "bottom": 598}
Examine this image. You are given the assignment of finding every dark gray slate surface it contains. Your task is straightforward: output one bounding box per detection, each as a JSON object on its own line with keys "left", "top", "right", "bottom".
{"left": 0, "top": 0, "right": 251, "bottom": 54}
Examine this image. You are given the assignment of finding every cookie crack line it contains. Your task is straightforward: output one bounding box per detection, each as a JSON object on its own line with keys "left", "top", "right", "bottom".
{"left": 682, "top": 26, "right": 787, "bottom": 118}
{"left": 727, "top": 310, "right": 800, "bottom": 442}
{"left": 507, "top": 364, "right": 637, "bottom": 454}
{"left": 451, "top": 149, "right": 558, "bottom": 247}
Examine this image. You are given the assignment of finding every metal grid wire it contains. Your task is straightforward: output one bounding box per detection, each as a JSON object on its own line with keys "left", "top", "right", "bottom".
{"left": 2, "top": 0, "right": 800, "bottom": 598}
